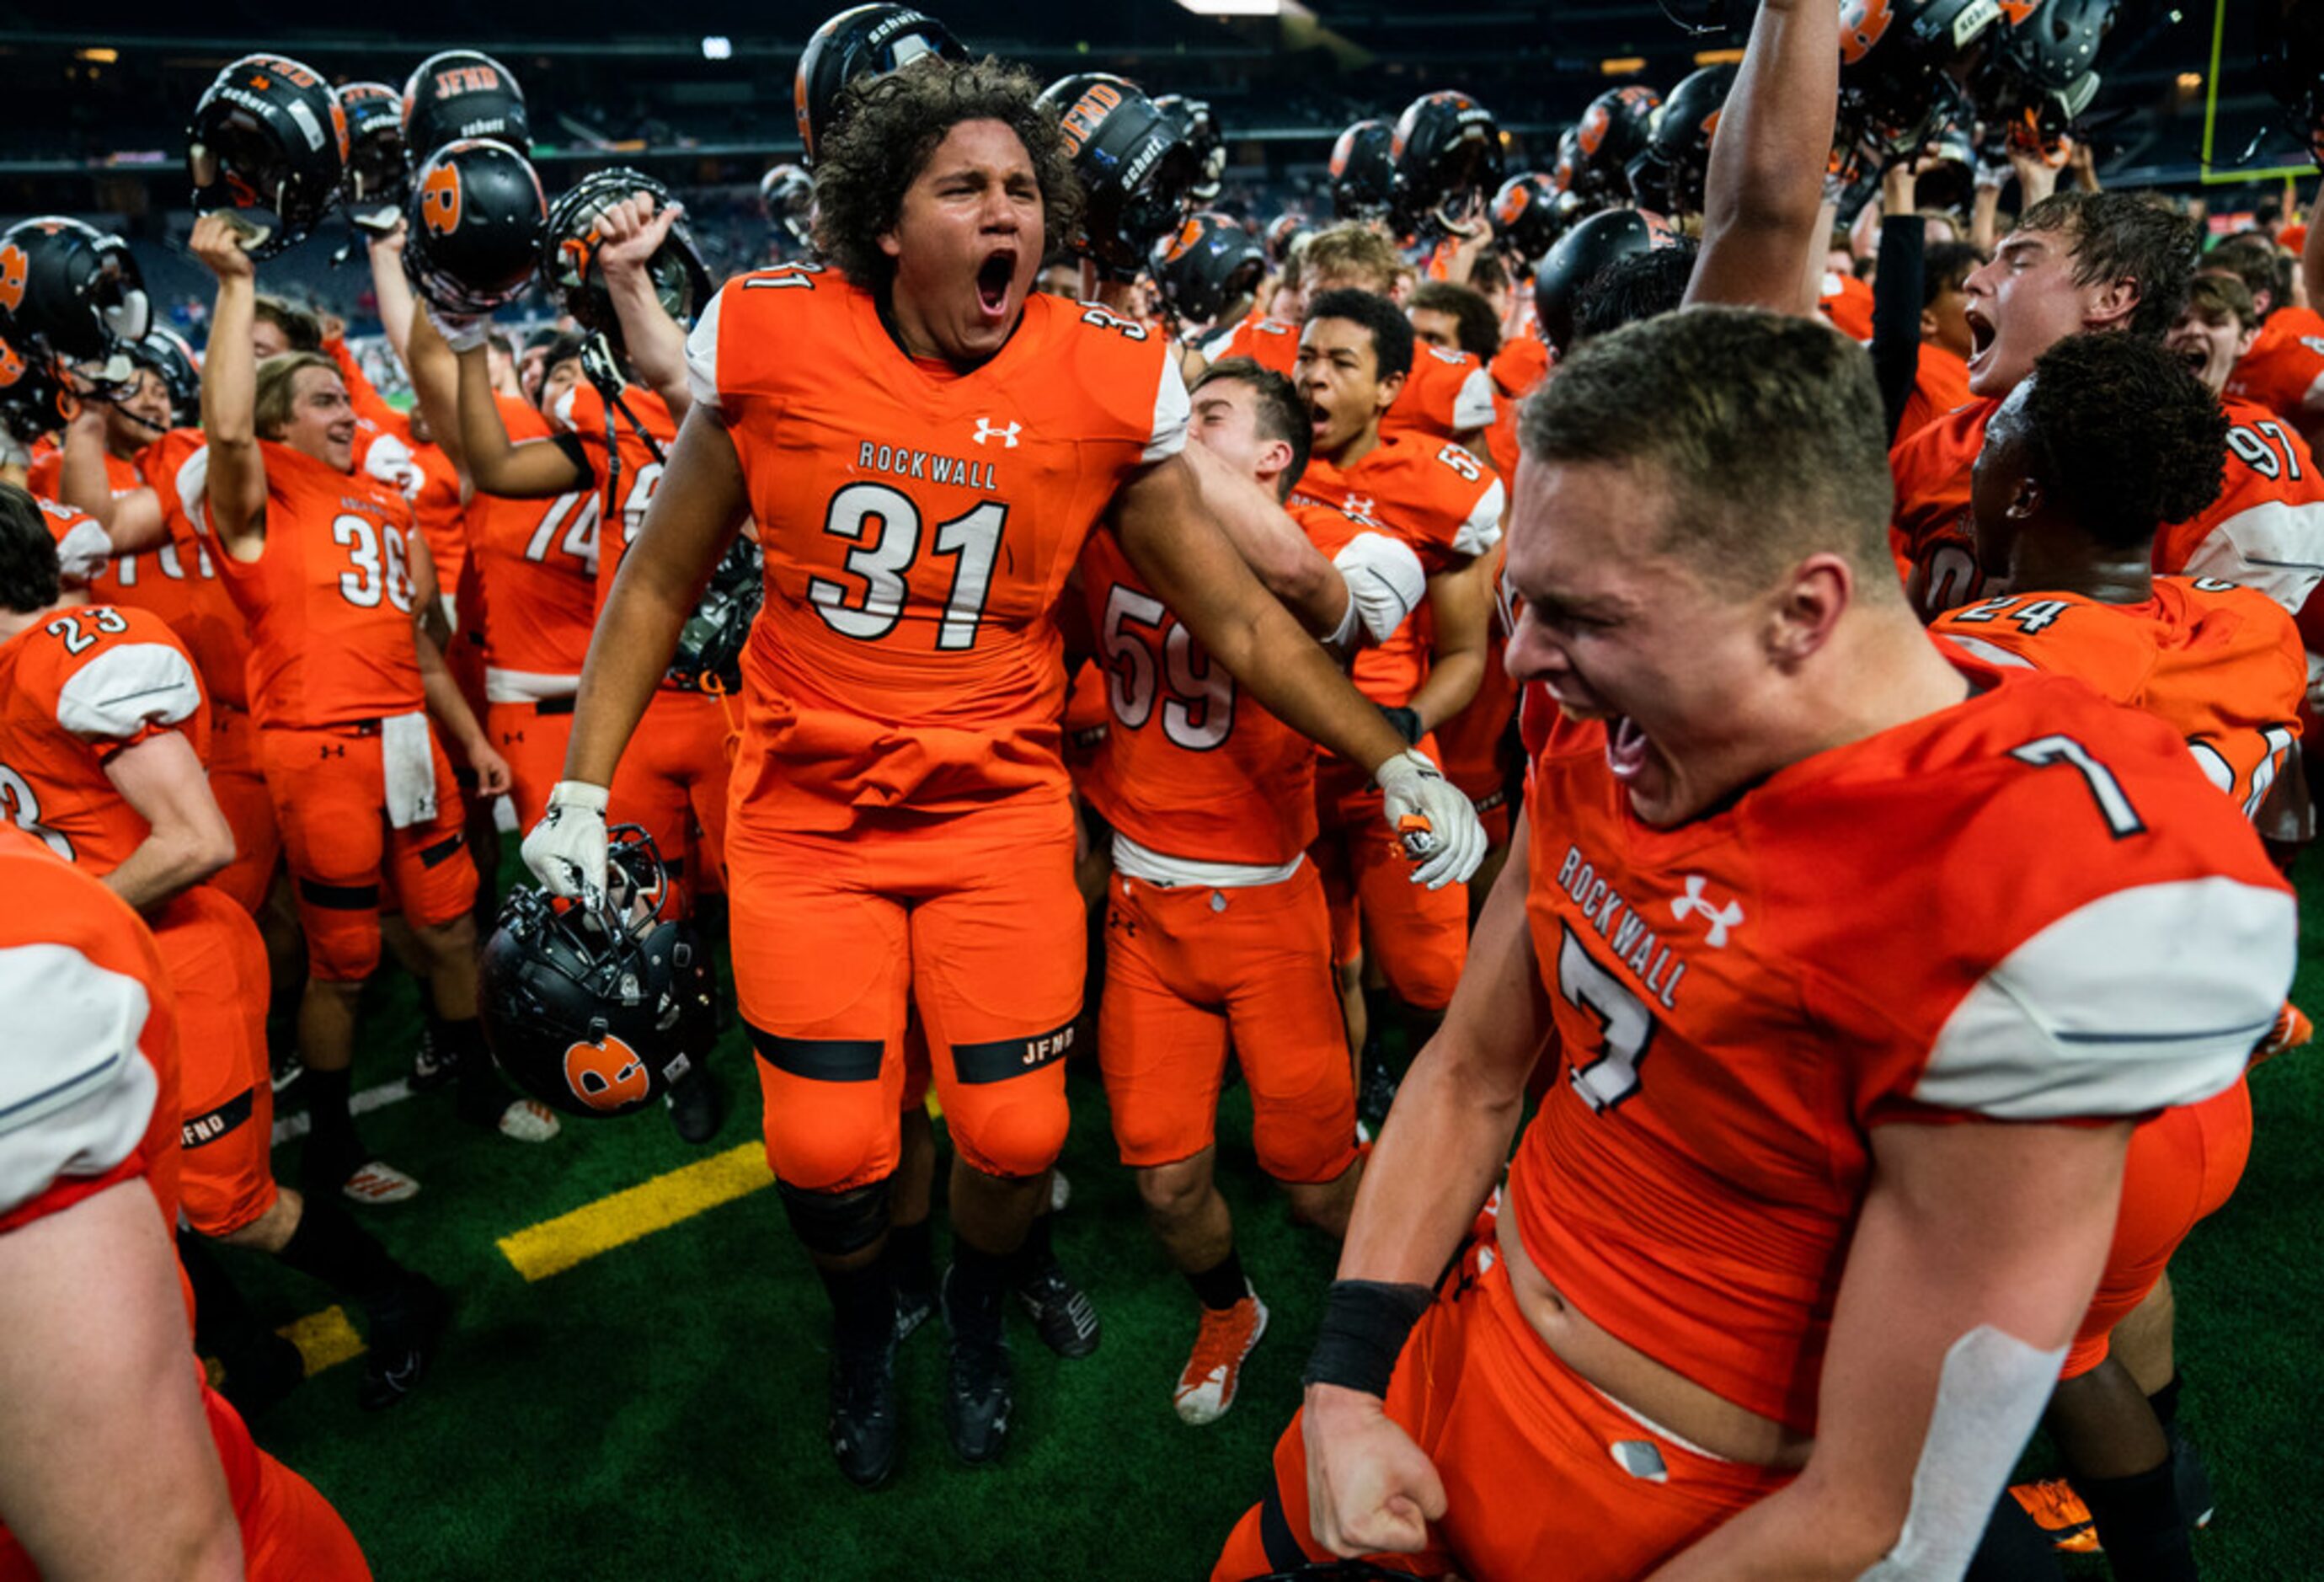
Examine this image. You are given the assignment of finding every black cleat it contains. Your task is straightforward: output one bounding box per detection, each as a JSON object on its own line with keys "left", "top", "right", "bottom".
{"left": 1357, "top": 1057, "right": 1401, "bottom": 1135}
{"left": 940, "top": 1267, "right": 1012, "bottom": 1464}
{"left": 895, "top": 1278, "right": 935, "bottom": 1344}
{"left": 359, "top": 1276, "right": 450, "bottom": 1411}
{"left": 2173, "top": 1434, "right": 2215, "bottom": 1531}
{"left": 408, "top": 1028, "right": 455, "bottom": 1093}
{"left": 829, "top": 1339, "right": 900, "bottom": 1489}
{"left": 1016, "top": 1248, "right": 1100, "bottom": 1359}
{"left": 664, "top": 1063, "right": 726, "bottom": 1145}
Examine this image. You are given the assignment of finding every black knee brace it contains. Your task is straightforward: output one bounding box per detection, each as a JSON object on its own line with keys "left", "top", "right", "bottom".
{"left": 777, "top": 1176, "right": 892, "bottom": 1260}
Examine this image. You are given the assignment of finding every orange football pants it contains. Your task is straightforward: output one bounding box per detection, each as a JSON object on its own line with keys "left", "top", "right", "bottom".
{"left": 1312, "top": 748, "right": 1468, "bottom": 1011}
{"left": 206, "top": 703, "right": 281, "bottom": 916}
{"left": 610, "top": 687, "right": 734, "bottom": 917}
{"left": 1213, "top": 1255, "right": 1791, "bottom": 1580}
{"left": 2062, "top": 1077, "right": 2253, "bottom": 1378}
{"left": 731, "top": 796, "right": 1082, "bottom": 1189}
{"left": 152, "top": 885, "right": 277, "bottom": 1237}
{"left": 259, "top": 724, "right": 477, "bottom": 982}
{"left": 484, "top": 695, "right": 579, "bottom": 835}
{"left": 1099, "top": 864, "right": 1359, "bottom": 1184}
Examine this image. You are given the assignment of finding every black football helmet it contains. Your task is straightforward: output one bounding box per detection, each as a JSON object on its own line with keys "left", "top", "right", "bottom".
{"left": 1572, "top": 86, "right": 1664, "bottom": 206}
{"left": 337, "top": 82, "right": 409, "bottom": 232}
{"left": 403, "top": 139, "right": 546, "bottom": 316}
{"left": 1329, "top": 120, "right": 1397, "bottom": 222}
{"left": 1391, "top": 91, "right": 1505, "bottom": 238}
{"left": 1151, "top": 211, "right": 1266, "bottom": 327}
{"left": 666, "top": 537, "right": 766, "bottom": 694}
{"left": 482, "top": 829, "right": 717, "bottom": 1120}
{"left": 1534, "top": 207, "right": 1680, "bottom": 354}
{"left": 1265, "top": 212, "right": 1312, "bottom": 267}
{"left": 2261, "top": 0, "right": 2324, "bottom": 166}
{"left": 1040, "top": 73, "right": 1205, "bottom": 279}
{"left": 402, "top": 51, "right": 529, "bottom": 162}
{"left": 1627, "top": 65, "right": 1734, "bottom": 216}
{"left": 131, "top": 328, "right": 201, "bottom": 426}
{"left": 187, "top": 53, "right": 348, "bottom": 259}
{"left": 541, "top": 168, "right": 713, "bottom": 353}
{"left": 795, "top": 4, "right": 970, "bottom": 167}
{"left": 0, "top": 327, "right": 71, "bottom": 444}
{"left": 1154, "top": 95, "right": 1227, "bottom": 204}
{"left": 760, "top": 163, "right": 816, "bottom": 251}
{"left": 1975, "top": 0, "right": 2113, "bottom": 152}
{"left": 1490, "top": 174, "right": 1568, "bottom": 265}
{"left": 1838, "top": 0, "right": 2004, "bottom": 170}
{"left": 0, "top": 217, "right": 151, "bottom": 396}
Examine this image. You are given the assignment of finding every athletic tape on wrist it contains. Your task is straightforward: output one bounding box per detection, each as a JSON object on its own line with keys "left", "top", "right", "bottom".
{"left": 1301, "top": 1280, "right": 1434, "bottom": 1398}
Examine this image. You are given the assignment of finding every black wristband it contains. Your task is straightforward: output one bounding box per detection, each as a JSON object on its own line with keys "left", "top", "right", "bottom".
{"left": 1380, "top": 704, "right": 1424, "bottom": 746}
{"left": 1301, "top": 1279, "right": 1434, "bottom": 1397}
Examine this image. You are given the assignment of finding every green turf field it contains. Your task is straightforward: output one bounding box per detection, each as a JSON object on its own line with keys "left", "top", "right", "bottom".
{"left": 213, "top": 842, "right": 2324, "bottom": 1579}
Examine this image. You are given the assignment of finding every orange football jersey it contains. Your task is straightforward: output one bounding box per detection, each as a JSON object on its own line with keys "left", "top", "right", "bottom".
{"left": 192, "top": 439, "right": 425, "bottom": 728}
{"left": 1290, "top": 433, "right": 1503, "bottom": 707}
{"left": 467, "top": 393, "right": 601, "bottom": 692}
{"left": 687, "top": 266, "right": 1189, "bottom": 829}
{"left": 1890, "top": 394, "right": 2324, "bottom": 618}
{"left": 406, "top": 439, "right": 465, "bottom": 595}
{"left": 1380, "top": 343, "right": 1499, "bottom": 443}
{"left": 1483, "top": 332, "right": 1551, "bottom": 482}
{"left": 2223, "top": 306, "right": 2324, "bottom": 427}
{"left": 1215, "top": 315, "right": 1300, "bottom": 377}
{"left": 1819, "top": 268, "right": 1875, "bottom": 341}
{"left": 0, "top": 604, "right": 208, "bottom": 875}
{"left": 554, "top": 377, "right": 676, "bottom": 592}
{"left": 1931, "top": 579, "right": 2305, "bottom": 817}
{"left": 1897, "top": 340, "right": 1974, "bottom": 442}
{"left": 1509, "top": 657, "right": 2294, "bottom": 1435}
{"left": 138, "top": 427, "right": 254, "bottom": 712}
{"left": 0, "top": 825, "right": 179, "bottom": 1238}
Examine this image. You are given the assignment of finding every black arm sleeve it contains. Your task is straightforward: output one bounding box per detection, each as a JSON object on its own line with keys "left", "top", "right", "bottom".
{"left": 1873, "top": 213, "right": 1926, "bottom": 444}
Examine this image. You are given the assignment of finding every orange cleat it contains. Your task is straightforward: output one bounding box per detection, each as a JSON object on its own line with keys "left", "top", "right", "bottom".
{"left": 1174, "top": 1290, "right": 1269, "bottom": 1425}
{"left": 2010, "top": 1478, "right": 2100, "bottom": 1553}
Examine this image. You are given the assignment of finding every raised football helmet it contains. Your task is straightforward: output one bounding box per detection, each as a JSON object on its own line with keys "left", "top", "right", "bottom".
{"left": 760, "top": 163, "right": 817, "bottom": 251}
{"left": 1151, "top": 211, "right": 1266, "bottom": 327}
{"left": 1154, "top": 95, "right": 1227, "bottom": 204}
{"left": 0, "top": 217, "right": 150, "bottom": 395}
{"left": 1533, "top": 207, "right": 1680, "bottom": 355}
{"left": 1837, "top": 0, "right": 2004, "bottom": 171}
{"left": 186, "top": 53, "right": 348, "bottom": 259}
{"left": 1974, "top": 0, "right": 2114, "bottom": 152}
{"left": 1040, "top": 73, "right": 1204, "bottom": 279}
{"left": 402, "top": 51, "right": 529, "bottom": 162}
{"left": 1329, "top": 120, "right": 1397, "bottom": 222}
{"left": 1491, "top": 173, "right": 1568, "bottom": 264}
{"left": 1572, "top": 86, "right": 1664, "bottom": 206}
{"left": 481, "top": 828, "right": 717, "bottom": 1120}
{"left": 666, "top": 538, "right": 766, "bottom": 695}
{"left": 337, "top": 81, "right": 409, "bottom": 232}
{"left": 541, "top": 168, "right": 713, "bottom": 353}
{"left": 403, "top": 139, "right": 546, "bottom": 316}
{"left": 1391, "top": 92, "right": 1505, "bottom": 238}
{"left": 1627, "top": 64, "right": 1734, "bottom": 216}
{"left": 795, "top": 4, "right": 970, "bottom": 167}
{"left": 0, "top": 327, "right": 71, "bottom": 443}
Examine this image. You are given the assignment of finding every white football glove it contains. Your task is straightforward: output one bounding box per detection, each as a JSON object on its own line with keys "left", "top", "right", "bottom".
{"left": 1332, "top": 532, "right": 1429, "bottom": 647}
{"left": 425, "top": 302, "right": 489, "bottom": 355}
{"left": 521, "top": 781, "right": 611, "bottom": 901}
{"left": 1374, "top": 749, "right": 1487, "bottom": 890}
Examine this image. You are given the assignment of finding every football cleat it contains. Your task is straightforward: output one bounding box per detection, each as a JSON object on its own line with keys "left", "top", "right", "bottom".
{"left": 895, "top": 1279, "right": 936, "bottom": 1344}
{"left": 941, "top": 1267, "right": 1014, "bottom": 1465}
{"left": 338, "top": 1159, "right": 421, "bottom": 1206}
{"left": 2009, "top": 1478, "right": 2100, "bottom": 1553}
{"left": 2257, "top": 1000, "right": 2311, "bottom": 1061}
{"left": 1174, "top": 1289, "right": 1268, "bottom": 1426}
{"left": 496, "top": 1097, "right": 562, "bottom": 1143}
{"left": 358, "top": 1275, "right": 450, "bottom": 1411}
{"left": 663, "top": 1062, "right": 726, "bottom": 1145}
{"left": 829, "top": 1339, "right": 902, "bottom": 1489}
{"left": 1017, "top": 1248, "right": 1101, "bottom": 1359}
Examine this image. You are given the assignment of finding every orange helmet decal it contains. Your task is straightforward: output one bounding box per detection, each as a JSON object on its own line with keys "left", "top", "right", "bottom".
{"left": 1162, "top": 216, "right": 1205, "bottom": 265}
{"left": 1841, "top": 0, "right": 1899, "bottom": 66}
{"left": 0, "top": 338, "right": 24, "bottom": 389}
{"left": 1059, "top": 83, "right": 1124, "bottom": 159}
{"left": 564, "top": 1034, "right": 651, "bottom": 1113}
{"left": 1577, "top": 104, "right": 1611, "bottom": 157}
{"left": 419, "top": 160, "right": 463, "bottom": 238}
{"left": 0, "top": 243, "right": 26, "bottom": 316}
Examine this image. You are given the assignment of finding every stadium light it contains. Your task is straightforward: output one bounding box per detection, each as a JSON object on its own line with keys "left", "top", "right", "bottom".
{"left": 701, "top": 35, "right": 734, "bottom": 61}
{"left": 1176, "top": 0, "right": 1307, "bottom": 14}
{"left": 1692, "top": 47, "right": 1746, "bottom": 65}
{"left": 1600, "top": 56, "right": 1648, "bottom": 75}
{"left": 77, "top": 46, "right": 119, "bottom": 63}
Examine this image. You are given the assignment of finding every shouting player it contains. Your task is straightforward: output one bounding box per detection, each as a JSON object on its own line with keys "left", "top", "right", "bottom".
{"left": 521, "top": 56, "right": 1483, "bottom": 1486}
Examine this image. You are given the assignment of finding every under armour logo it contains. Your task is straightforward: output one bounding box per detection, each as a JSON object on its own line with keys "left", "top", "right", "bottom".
{"left": 972, "top": 418, "right": 1020, "bottom": 448}
{"left": 1670, "top": 875, "right": 1743, "bottom": 948}
{"left": 1344, "top": 494, "right": 1376, "bottom": 517}
{"left": 320, "top": 743, "right": 346, "bottom": 759}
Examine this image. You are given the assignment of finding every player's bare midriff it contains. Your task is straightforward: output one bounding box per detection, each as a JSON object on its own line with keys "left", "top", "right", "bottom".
{"left": 1495, "top": 1205, "right": 1815, "bottom": 1471}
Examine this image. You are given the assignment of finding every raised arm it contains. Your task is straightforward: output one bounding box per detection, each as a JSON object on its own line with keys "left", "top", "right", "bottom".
{"left": 366, "top": 222, "right": 418, "bottom": 367}
{"left": 190, "top": 214, "right": 266, "bottom": 562}
{"left": 596, "top": 194, "right": 694, "bottom": 422}
{"left": 1648, "top": 1116, "right": 2129, "bottom": 1579}
{"left": 56, "top": 405, "right": 166, "bottom": 553}
{"left": 451, "top": 327, "right": 590, "bottom": 500}
{"left": 1686, "top": 0, "right": 1841, "bottom": 313}
{"left": 1179, "top": 440, "right": 1349, "bottom": 639}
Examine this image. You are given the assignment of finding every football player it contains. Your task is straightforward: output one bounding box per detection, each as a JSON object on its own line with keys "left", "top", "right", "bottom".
{"left": 0, "top": 489, "right": 449, "bottom": 1410}
{"left": 188, "top": 215, "right": 550, "bottom": 1205}
{"left": 1079, "top": 357, "right": 1427, "bottom": 1425}
{"left": 2205, "top": 233, "right": 2324, "bottom": 451}
{"left": 1932, "top": 334, "right": 2304, "bottom": 1576}
{"left": 1889, "top": 192, "right": 2324, "bottom": 620}
{"left": 522, "top": 56, "right": 1483, "bottom": 1487}
{"left": 1290, "top": 288, "right": 1502, "bottom": 1109}
{"left": 0, "top": 827, "right": 371, "bottom": 1581}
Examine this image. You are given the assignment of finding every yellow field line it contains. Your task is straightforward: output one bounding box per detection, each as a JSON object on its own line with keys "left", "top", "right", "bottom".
{"left": 496, "top": 1141, "right": 773, "bottom": 1283}
{"left": 280, "top": 1304, "right": 367, "bottom": 1375}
